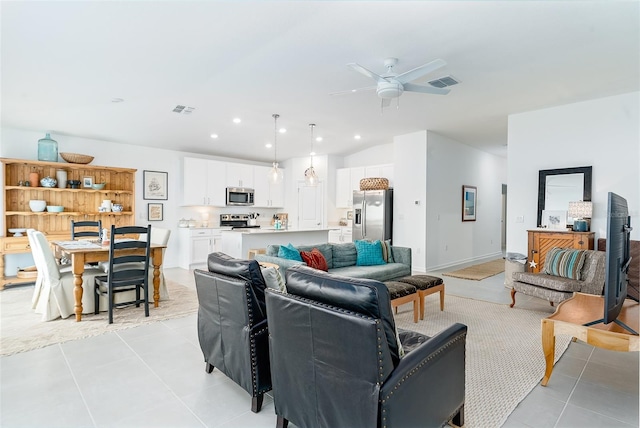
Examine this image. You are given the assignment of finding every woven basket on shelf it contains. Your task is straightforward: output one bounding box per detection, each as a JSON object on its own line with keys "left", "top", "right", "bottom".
{"left": 359, "top": 177, "right": 389, "bottom": 191}
{"left": 60, "top": 152, "right": 94, "bottom": 164}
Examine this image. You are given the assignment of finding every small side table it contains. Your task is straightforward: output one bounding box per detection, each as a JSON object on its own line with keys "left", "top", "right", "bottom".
{"left": 541, "top": 292, "right": 639, "bottom": 386}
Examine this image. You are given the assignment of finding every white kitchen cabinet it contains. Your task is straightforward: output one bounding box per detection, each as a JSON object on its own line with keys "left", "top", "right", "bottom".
{"left": 253, "top": 165, "right": 285, "bottom": 207}
{"left": 227, "top": 163, "right": 254, "bottom": 188}
{"left": 178, "top": 228, "right": 221, "bottom": 269}
{"left": 183, "top": 157, "right": 226, "bottom": 206}
{"left": 335, "top": 167, "right": 364, "bottom": 208}
{"left": 364, "top": 164, "right": 394, "bottom": 188}
{"left": 328, "top": 228, "right": 353, "bottom": 243}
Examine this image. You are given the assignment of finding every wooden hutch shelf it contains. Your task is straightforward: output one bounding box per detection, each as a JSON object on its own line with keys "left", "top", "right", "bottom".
{"left": 1, "top": 157, "right": 137, "bottom": 289}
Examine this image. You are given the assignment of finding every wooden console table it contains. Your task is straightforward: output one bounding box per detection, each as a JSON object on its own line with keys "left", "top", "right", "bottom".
{"left": 541, "top": 292, "right": 639, "bottom": 386}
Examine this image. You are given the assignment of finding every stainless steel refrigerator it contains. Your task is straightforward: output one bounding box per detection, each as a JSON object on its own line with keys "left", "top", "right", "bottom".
{"left": 352, "top": 189, "right": 393, "bottom": 242}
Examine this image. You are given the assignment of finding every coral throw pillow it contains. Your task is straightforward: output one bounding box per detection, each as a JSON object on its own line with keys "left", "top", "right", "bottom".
{"left": 300, "top": 248, "right": 329, "bottom": 271}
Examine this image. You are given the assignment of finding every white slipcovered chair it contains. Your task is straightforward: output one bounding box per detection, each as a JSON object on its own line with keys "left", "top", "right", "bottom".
{"left": 139, "top": 227, "right": 171, "bottom": 300}
{"left": 28, "top": 230, "right": 105, "bottom": 321}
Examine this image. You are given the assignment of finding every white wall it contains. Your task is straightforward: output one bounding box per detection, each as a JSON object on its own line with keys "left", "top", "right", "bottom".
{"left": 344, "top": 143, "right": 394, "bottom": 167}
{"left": 0, "top": 127, "right": 274, "bottom": 273}
{"left": 507, "top": 91, "right": 640, "bottom": 256}
{"left": 426, "top": 132, "right": 506, "bottom": 270}
{"left": 393, "top": 131, "right": 428, "bottom": 271}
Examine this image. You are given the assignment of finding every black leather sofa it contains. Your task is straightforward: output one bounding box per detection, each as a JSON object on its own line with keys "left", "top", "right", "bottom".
{"left": 265, "top": 265, "right": 467, "bottom": 428}
{"left": 194, "top": 252, "right": 271, "bottom": 413}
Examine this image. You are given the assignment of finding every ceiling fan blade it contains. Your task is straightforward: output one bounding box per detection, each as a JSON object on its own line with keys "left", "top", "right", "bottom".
{"left": 403, "top": 82, "right": 451, "bottom": 95}
{"left": 329, "top": 86, "right": 377, "bottom": 96}
{"left": 395, "top": 59, "right": 447, "bottom": 84}
{"left": 347, "top": 63, "right": 387, "bottom": 82}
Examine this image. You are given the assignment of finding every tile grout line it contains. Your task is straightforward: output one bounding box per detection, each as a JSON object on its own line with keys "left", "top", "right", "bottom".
{"left": 553, "top": 345, "right": 595, "bottom": 428}
{"left": 114, "top": 326, "right": 210, "bottom": 427}
{"left": 59, "top": 342, "right": 99, "bottom": 428}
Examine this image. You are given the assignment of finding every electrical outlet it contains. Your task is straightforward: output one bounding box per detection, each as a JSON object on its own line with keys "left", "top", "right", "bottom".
{"left": 516, "top": 216, "right": 524, "bottom": 223}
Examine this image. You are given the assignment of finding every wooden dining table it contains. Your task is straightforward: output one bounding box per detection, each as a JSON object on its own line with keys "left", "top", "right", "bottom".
{"left": 52, "top": 240, "right": 166, "bottom": 321}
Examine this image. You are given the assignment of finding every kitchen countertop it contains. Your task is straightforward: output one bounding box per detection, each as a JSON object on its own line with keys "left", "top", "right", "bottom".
{"left": 221, "top": 228, "right": 333, "bottom": 234}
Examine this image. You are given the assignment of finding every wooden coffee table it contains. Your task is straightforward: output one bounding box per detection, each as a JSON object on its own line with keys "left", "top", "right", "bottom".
{"left": 541, "top": 292, "right": 639, "bottom": 386}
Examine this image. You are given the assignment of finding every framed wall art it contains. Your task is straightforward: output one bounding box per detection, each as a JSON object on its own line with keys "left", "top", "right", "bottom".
{"left": 143, "top": 170, "right": 168, "bottom": 200}
{"left": 83, "top": 176, "right": 93, "bottom": 188}
{"left": 148, "top": 203, "right": 163, "bottom": 221}
{"left": 462, "top": 185, "right": 477, "bottom": 222}
{"left": 541, "top": 210, "right": 567, "bottom": 230}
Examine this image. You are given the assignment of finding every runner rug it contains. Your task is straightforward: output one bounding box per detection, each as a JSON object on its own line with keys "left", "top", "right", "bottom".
{"left": 443, "top": 258, "right": 505, "bottom": 280}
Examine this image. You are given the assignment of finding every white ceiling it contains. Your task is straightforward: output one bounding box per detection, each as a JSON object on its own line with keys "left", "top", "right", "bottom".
{"left": 2, "top": 1, "right": 638, "bottom": 163}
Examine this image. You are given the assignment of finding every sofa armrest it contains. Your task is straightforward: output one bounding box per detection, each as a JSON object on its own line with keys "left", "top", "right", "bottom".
{"left": 391, "top": 246, "right": 412, "bottom": 270}
{"left": 380, "top": 323, "right": 466, "bottom": 427}
{"left": 254, "top": 254, "right": 304, "bottom": 274}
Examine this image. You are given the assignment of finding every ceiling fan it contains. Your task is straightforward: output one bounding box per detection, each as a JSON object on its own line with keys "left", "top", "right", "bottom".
{"left": 334, "top": 57, "right": 452, "bottom": 108}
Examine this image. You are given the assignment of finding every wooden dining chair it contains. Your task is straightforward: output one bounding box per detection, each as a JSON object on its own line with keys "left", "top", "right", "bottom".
{"left": 94, "top": 225, "right": 152, "bottom": 324}
{"left": 71, "top": 220, "right": 102, "bottom": 240}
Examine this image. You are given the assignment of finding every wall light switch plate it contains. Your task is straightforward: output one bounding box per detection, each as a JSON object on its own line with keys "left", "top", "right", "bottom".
{"left": 516, "top": 216, "right": 524, "bottom": 223}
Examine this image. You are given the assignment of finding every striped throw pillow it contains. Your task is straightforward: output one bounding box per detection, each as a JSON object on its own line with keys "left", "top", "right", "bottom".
{"left": 543, "top": 248, "right": 587, "bottom": 280}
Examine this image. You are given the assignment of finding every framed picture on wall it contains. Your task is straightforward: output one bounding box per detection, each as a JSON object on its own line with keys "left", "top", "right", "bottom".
{"left": 148, "top": 203, "right": 163, "bottom": 221}
{"left": 462, "top": 185, "right": 477, "bottom": 221}
{"left": 83, "top": 177, "right": 93, "bottom": 188}
{"left": 542, "top": 210, "right": 567, "bottom": 230}
{"left": 143, "top": 170, "right": 168, "bottom": 200}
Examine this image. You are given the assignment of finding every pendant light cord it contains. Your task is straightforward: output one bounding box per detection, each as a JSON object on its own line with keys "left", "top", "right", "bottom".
{"left": 273, "top": 113, "right": 279, "bottom": 164}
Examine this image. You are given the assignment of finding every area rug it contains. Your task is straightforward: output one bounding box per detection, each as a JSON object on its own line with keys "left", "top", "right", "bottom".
{"left": 0, "top": 280, "right": 198, "bottom": 356}
{"left": 394, "top": 294, "right": 571, "bottom": 428}
{"left": 443, "top": 258, "right": 505, "bottom": 280}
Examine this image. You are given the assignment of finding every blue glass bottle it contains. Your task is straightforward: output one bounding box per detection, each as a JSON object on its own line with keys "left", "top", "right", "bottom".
{"left": 37, "top": 133, "right": 58, "bottom": 162}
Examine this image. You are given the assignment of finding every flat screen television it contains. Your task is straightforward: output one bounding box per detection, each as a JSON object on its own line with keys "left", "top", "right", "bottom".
{"left": 585, "top": 192, "right": 636, "bottom": 334}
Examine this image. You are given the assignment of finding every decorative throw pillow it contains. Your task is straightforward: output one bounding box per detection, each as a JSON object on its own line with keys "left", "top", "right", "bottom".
{"left": 381, "top": 239, "right": 395, "bottom": 263}
{"left": 300, "top": 248, "right": 329, "bottom": 271}
{"left": 260, "top": 266, "right": 286, "bottom": 292}
{"left": 278, "top": 243, "right": 303, "bottom": 262}
{"left": 543, "top": 248, "right": 587, "bottom": 280}
{"left": 354, "top": 240, "right": 386, "bottom": 266}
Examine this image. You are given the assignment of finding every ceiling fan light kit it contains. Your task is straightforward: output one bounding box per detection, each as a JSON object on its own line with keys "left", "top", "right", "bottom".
{"left": 342, "top": 57, "right": 452, "bottom": 108}
{"left": 268, "top": 114, "right": 284, "bottom": 184}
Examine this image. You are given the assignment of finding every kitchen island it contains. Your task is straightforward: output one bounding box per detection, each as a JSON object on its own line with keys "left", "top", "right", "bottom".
{"left": 220, "top": 228, "right": 332, "bottom": 259}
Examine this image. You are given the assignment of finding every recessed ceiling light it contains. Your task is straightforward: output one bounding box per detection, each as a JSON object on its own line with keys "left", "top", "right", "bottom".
{"left": 315, "top": 137, "right": 323, "bottom": 142}
{"left": 210, "top": 134, "right": 219, "bottom": 139}
{"left": 354, "top": 135, "right": 361, "bottom": 140}
{"left": 279, "top": 128, "right": 286, "bottom": 134}
{"left": 265, "top": 143, "right": 273, "bottom": 148}
{"left": 233, "top": 118, "right": 241, "bottom": 124}
{"left": 111, "top": 98, "right": 124, "bottom": 103}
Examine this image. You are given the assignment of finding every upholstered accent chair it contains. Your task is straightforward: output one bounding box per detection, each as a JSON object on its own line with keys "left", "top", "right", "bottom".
{"left": 266, "top": 265, "right": 467, "bottom": 428}
{"left": 194, "top": 253, "right": 271, "bottom": 413}
{"left": 510, "top": 249, "right": 606, "bottom": 308}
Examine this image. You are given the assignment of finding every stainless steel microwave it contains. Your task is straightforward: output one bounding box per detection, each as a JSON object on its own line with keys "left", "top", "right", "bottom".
{"left": 226, "top": 187, "right": 254, "bottom": 206}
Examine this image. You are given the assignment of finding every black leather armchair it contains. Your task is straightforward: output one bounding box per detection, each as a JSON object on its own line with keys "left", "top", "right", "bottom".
{"left": 194, "top": 252, "right": 271, "bottom": 413}
{"left": 265, "top": 265, "right": 467, "bottom": 428}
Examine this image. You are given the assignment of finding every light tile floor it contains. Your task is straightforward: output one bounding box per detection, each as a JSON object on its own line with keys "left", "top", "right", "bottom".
{"left": 1, "top": 263, "right": 638, "bottom": 428}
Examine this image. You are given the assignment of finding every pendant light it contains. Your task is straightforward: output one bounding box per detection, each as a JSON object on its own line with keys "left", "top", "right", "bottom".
{"left": 304, "top": 123, "right": 319, "bottom": 186}
{"left": 268, "top": 114, "right": 284, "bottom": 184}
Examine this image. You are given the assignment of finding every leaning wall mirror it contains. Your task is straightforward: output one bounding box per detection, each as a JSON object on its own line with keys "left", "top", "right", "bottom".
{"left": 537, "top": 166, "right": 592, "bottom": 227}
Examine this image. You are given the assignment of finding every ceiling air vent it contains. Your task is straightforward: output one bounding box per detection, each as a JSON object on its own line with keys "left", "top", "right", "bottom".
{"left": 427, "top": 75, "right": 460, "bottom": 88}
{"left": 172, "top": 105, "right": 195, "bottom": 115}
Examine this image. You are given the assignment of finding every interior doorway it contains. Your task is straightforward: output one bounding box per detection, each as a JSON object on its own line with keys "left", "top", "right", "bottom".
{"left": 297, "top": 181, "right": 325, "bottom": 229}
{"left": 502, "top": 184, "right": 507, "bottom": 251}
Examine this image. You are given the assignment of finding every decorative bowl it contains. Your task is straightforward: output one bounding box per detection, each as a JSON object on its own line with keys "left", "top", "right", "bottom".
{"left": 40, "top": 176, "right": 57, "bottom": 188}
{"left": 68, "top": 180, "right": 81, "bottom": 189}
{"left": 29, "top": 200, "right": 47, "bottom": 212}
{"left": 92, "top": 183, "right": 106, "bottom": 190}
{"left": 46, "top": 205, "right": 64, "bottom": 213}
{"left": 111, "top": 204, "right": 123, "bottom": 212}
{"left": 60, "top": 152, "right": 94, "bottom": 164}
{"left": 8, "top": 228, "right": 27, "bottom": 237}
